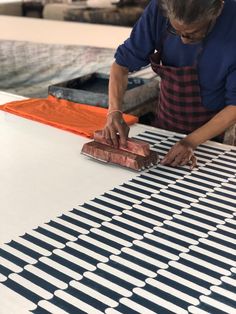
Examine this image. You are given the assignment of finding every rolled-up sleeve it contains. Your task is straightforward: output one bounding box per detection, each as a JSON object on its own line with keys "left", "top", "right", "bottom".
{"left": 115, "top": 0, "right": 163, "bottom": 72}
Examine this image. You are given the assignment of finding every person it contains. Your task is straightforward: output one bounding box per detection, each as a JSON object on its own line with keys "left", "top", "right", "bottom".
{"left": 103, "top": 0, "right": 236, "bottom": 168}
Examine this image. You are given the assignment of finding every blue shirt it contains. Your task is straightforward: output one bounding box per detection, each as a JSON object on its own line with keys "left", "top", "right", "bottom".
{"left": 115, "top": 0, "right": 236, "bottom": 111}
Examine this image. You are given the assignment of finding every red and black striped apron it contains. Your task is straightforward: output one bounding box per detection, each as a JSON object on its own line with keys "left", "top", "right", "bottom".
{"left": 150, "top": 48, "right": 222, "bottom": 138}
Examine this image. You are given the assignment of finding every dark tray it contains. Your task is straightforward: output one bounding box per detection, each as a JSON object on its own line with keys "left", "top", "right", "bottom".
{"left": 48, "top": 72, "right": 159, "bottom": 113}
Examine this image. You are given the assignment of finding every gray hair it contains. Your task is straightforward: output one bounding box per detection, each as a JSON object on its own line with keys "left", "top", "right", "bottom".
{"left": 158, "top": 0, "right": 223, "bottom": 24}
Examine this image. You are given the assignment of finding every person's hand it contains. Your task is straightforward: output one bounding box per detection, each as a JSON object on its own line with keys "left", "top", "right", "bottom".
{"left": 161, "top": 138, "right": 198, "bottom": 169}
{"left": 102, "top": 111, "right": 130, "bottom": 148}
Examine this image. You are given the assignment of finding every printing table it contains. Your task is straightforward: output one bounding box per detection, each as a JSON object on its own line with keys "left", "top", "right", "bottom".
{"left": 0, "top": 92, "right": 235, "bottom": 314}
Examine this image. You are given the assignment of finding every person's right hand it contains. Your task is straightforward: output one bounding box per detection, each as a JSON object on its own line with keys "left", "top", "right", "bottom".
{"left": 102, "top": 111, "right": 130, "bottom": 148}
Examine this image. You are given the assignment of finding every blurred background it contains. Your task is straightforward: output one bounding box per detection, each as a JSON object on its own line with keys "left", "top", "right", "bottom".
{"left": 0, "top": 0, "right": 150, "bottom": 26}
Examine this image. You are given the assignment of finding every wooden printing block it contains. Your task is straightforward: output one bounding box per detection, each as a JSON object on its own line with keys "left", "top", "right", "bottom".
{"left": 81, "top": 131, "right": 159, "bottom": 170}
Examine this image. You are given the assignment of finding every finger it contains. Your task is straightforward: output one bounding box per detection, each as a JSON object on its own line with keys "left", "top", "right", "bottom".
{"left": 179, "top": 152, "right": 193, "bottom": 166}
{"left": 190, "top": 155, "right": 198, "bottom": 170}
{"left": 103, "top": 128, "right": 113, "bottom": 145}
{"left": 117, "top": 123, "right": 129, "bottom": 147}
{"left": 180, "top": 157, "right": 191, "bottom": 166}
{"left": 170, "top": 153, "right": 186, "bottom": 167}
{"left": 161, "top": 148, "right": 179, "bottom": 165}
{"left": 161, "top": 151, "right": 174, "bottom": 165}
{"left": 102, "top": 128, "right": 108, "bottom": 140}
{"left": 110, "top": 128, "right": 119, "bottom": 148}
{"left": 161, "top": 142, "right": 183, "bottom": 165}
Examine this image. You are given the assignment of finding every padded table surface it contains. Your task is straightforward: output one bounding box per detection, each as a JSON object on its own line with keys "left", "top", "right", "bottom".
{"left": 0, "top": 92, "right": 235, "bottom": 314}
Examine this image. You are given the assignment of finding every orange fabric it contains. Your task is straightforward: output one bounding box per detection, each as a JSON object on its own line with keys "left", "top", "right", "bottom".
{"left": 0, "top": 95, "right": 138, "bottom": 138}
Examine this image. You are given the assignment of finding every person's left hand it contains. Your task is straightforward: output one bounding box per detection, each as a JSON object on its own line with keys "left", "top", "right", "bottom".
{"left": 161, "top": 139, "right": 198, "bottom": 169}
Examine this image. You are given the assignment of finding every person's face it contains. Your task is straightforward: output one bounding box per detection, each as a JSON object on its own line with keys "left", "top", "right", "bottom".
{"left": 167, "top": 18, "right": 213, "bottom": 44}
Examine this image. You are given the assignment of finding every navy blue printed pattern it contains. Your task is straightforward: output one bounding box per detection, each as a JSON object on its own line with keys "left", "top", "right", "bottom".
{"left": 0, "top": 130, "right": 235, "bottom": 314}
